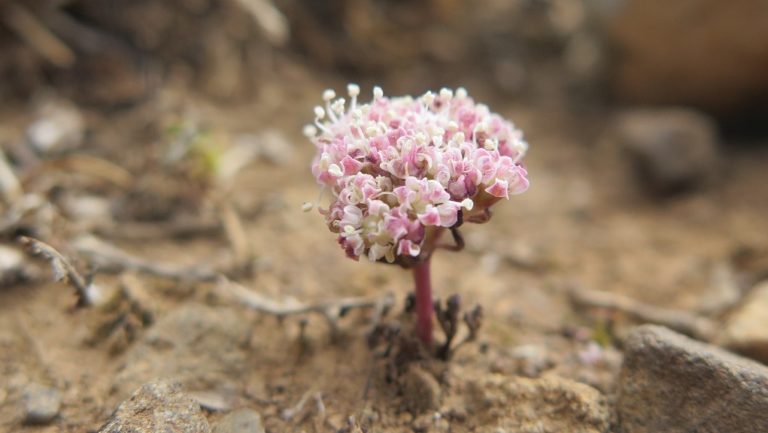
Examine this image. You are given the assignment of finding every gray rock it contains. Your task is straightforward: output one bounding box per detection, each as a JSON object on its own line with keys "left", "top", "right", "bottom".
{"left": 617, "top": 325, "right": 768, "bottom": 433}
{"left": 720, "top": 280, "right": 768, "bottom": 364}
{"left": 0, "top": 245, "right": 26, "bottom": 287}
{"left": 99, "top": 380, "right": 210, "bottom": 433}
{"left": 26, "top": 98, "right": 84, "bottom": 154}
{"left": 22, "top": 383, "right": 61, "bottom": 425}
{"left": 114, "top": 304, "right": 250, "bottom": 396}
{"left": 212, "top": 408, "right": 264, "bottom": 433}
{"left": 615, "top": 109, "right": 719, "bottom": 193}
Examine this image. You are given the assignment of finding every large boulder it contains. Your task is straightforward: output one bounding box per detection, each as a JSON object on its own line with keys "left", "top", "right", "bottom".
{"left": 606, "top": 0, "right": 768, "bottom": 115}
{"left": 618, "top": 325, "right": 768, "bottom": 433}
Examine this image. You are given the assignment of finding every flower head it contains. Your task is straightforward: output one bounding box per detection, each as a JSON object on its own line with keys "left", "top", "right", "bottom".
{"left": 306, "top": 85, "right": 529, "bottom": 265}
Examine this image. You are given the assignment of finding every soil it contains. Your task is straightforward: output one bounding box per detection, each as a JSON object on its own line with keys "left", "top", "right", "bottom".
{"left": 1, "top": 62, "right": 768, "bottom": 433}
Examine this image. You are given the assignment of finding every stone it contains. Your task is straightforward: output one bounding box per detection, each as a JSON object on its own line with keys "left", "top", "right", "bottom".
{"left": 212, "top": 408, "right": 264, "bottom": 433}
{"left": 617, "top": 325, "right": 768, "bottom": 433}
{"left": 26, "top": 98, "right": 84, "bottom": 154}
{"left": 22, "top": 383, "right": 61, "bottom": 425}
{"left": 114, "top": 304, "right": 250, "bottom": 397}
{"left": 721, "top": 280, "right": 768, "bottom": 363}
{"left": 460, "top": 369, "right": 610, "bottom": 433}
{"left": 605, "top": 0, "right": 768, "bottom": 114}
{"left": 0, "top": 245, "right": 26, "bottom": 287}
{"left": 98, "top": 380, "right": 210, "bottom": 433}
{"left": 614, "top": 108, "right": 719, "bottom": 193}
{"left": 509, "top": 344, "right": 555, "bottom": 378}
{"left": 399, "top": 365, "right": 442, "bottom": 414}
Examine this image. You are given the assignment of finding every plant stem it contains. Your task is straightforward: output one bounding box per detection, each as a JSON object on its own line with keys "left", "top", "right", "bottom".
{"left": 413, "top": 257, "right": 433, "bottom": 347}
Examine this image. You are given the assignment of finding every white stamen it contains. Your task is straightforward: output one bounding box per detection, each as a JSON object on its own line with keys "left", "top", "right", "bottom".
{"left": 439, "top": 88, "right": 453, "bottom": 100}
{"left": 331, "top": 98, "right": 346, "bottom": 116}
{"left": 456, "top": 87, "right": 468, "bottom": 99}
{"left": 373, "top": 86, "right": 384, "bottom": 100}
{"left": 322, "top": 89, "right": 336, "bottom": 101}
{"left": 301, "top": 202, "right": 314, "bottom": 212}
{"left": 461, "top": 198, "right": 474, "bottom": 210}
{"left": 348, "top": 83, "right": 360, "bottom": 110}
{"left": 314, "top": 106, "right": 325, "bottom": 119}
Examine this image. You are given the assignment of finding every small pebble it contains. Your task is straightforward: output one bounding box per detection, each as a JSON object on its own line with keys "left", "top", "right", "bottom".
{"left": 23, "top": 383, "right": 61, "bottom": 425}
{"left": 212, "top": 408, "right": 264, "bottom": 433}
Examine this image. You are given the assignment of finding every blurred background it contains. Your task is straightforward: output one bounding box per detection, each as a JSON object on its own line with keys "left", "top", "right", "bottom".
{"left": 1, "top": 1, "right": 768, "bottom": 431}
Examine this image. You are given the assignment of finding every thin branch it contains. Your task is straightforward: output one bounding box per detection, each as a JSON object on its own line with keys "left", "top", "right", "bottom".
{"left": 19, "top": 236, "right": 102, "bottom": 307}
{"left": 281, "top": 390, "right": 313, "bottom": 421}
{"left": 0, "top": 149, "right": 22, "bottom": 205}
{"left": 218, "top": 278, "right": 394, "bottom": 335}
{"left": 72, "top": 235, "right": 218, "bottom": 282}
{"left": 220, "top": 202, "right": 253, "bottom": 273}
{"left": 92, "top": 218, "right": 222, "bottom": 240}
{"left": 569, "top": 286, "right": 716, "bottom": 341}
{"left": 1, "top": 3, "right": 75, "bottom": 68}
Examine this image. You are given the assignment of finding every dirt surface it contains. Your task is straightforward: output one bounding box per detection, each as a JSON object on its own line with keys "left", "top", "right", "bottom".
{"left": 1, "top": 63, "right": 768, "bottom": 433}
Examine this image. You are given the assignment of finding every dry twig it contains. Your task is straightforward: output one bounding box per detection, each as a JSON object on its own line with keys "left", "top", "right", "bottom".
{"left": 219, "top": 278, "right": 394, "bottom": 335}
{"left": 1, "top": 2, "right": 75, "bottom": 67}
{"left": 72, "top": 235, "right": 218, "bottom": 282}
{"left": 0, "top": 149, "right": 22, "bottom": 205}
{"left": 569, "top": 286, "right": 716, "bottom": 341}
{"left": 19, "top": 236, "right": 102, "bottom": 307}
{"left": 93, "top": 218, "right": 222, "bottom": 240}
{"left": 220, "top": 202, "right": 253, "bottom": 273}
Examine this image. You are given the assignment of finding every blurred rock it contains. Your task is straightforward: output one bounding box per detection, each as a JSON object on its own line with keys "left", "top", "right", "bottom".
{"left": 618, "top": 325, "right": 768, "bottom": 433}
{"left": 99, "top": 380, "right": 210, "bottom": 433}
{"left": 509, "top": 344, "right": 554, "bottom": 377}
{"left": 614, "top": 108, "right": 719, "bottom": 193}
{"left": 607, "top": 0, "right": 768, "bottom": 114}
{"left": 721, "top": 280, "right": 768, "bottom": 364}
{"left": 114, "top": 305, "right": 250, "bottom": 396}
{"left": 26, "top": 99, "right": 84, "bottom": 154}
{"left": 212, "top": 408, "right": 265, "bottom": 433}
{"left": 0, "top": 245, "right": 27, "bottom": 287}
{"left": 189, "top": 389, "right": 235, "bottom": 412}
{"left": 462, "top": 372, "right": 609, "bottom": 433}
{"left": 22, "top": 383, "right": 61, "bottom": 425}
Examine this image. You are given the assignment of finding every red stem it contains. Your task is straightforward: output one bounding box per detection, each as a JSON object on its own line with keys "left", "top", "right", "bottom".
{"left": 413, "top": 257, "right": 433, "bottom": 347}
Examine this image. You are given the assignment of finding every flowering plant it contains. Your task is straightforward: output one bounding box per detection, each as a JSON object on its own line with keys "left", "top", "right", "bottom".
{"left": 305, "top": 85, "right": 529, "bottom": 346}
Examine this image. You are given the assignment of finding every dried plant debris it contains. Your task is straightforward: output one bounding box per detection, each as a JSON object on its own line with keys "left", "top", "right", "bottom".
{"left": 19, "top": 236, "right": 105, "bottom": 307}
{"left": 434, "top": 295, "right": 483, "bottom": 360}
{"left": 220, "top": 278, "right": 394, "bottom": 338}
{"left": 569, "top": 286, "right": 716, "bottom": 342}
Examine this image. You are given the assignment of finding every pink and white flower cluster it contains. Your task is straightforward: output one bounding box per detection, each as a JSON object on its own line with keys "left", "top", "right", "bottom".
{"left": 305, "top": 85, "right": 529, "bottom": 263}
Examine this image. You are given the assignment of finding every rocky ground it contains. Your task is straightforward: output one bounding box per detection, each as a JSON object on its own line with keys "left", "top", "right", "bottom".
{"left": 0, "top": 67, "right": 767, "bottom": 433}
{"left": 1, "top": 0, "right": 768, "bottom": 429}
